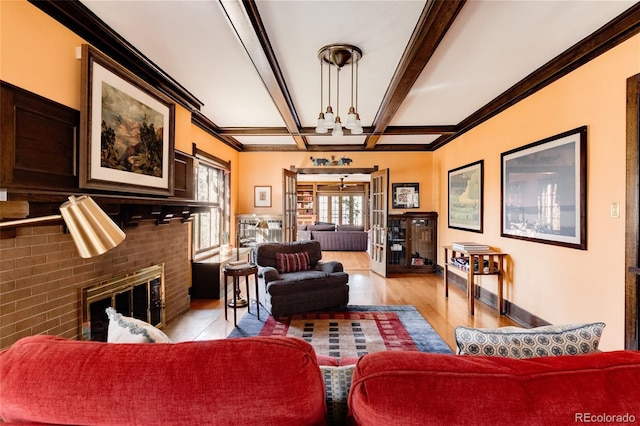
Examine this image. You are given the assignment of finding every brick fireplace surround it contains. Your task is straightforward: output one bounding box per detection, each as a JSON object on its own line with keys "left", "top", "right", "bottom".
{"left": 0, "top": 220, "right": 191, "bottom": 350}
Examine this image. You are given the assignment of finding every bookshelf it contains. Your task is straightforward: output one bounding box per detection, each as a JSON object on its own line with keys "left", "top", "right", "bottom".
{"left": 296, "top": 184, "right": 315, "bottom": 216}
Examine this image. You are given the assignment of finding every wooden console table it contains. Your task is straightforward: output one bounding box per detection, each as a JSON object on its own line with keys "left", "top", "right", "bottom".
{"left": 443, "top": 246, "right": 507, "bottom": 315}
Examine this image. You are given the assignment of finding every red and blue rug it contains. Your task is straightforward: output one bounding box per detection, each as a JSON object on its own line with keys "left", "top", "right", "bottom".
{"left": 228, "top": 305, "right": 452, "bottom": 357}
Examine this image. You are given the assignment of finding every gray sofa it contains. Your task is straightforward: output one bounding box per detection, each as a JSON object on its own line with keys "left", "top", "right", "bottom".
{"left": 297, "top": 224, "right": 369, "bottom": 251}
{"left": 256, "top": 240, "right": 349, "bottom": 317}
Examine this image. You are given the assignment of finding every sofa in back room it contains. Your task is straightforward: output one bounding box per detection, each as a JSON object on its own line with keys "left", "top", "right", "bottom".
{"left": 297, "top": 223, "right": 369, "bottom": 251}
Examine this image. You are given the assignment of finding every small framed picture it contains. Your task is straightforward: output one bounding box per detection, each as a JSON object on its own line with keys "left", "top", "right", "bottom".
{"left": 392, "top": 183, "right": 419, "bottom": 209}
{"left": 254, "top": 186, "right": 272, "bottom": 207}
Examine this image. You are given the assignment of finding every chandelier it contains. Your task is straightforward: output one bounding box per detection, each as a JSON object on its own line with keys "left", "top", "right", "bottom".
{"left": 315, "top": 44, "right": 363, "bottom": 136}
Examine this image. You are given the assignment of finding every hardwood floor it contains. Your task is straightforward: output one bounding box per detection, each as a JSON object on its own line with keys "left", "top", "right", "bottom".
{"left": 164, "top": 251, "right": 519, "bottom": 350}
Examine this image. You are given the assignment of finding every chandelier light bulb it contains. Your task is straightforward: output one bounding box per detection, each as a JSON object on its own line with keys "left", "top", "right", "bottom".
{"left": 332, "top": 116, "right": 343, "bottom": 136}
{"left": 345, "top": 106, "right": 357, "bottom": 130}
{"left": 350, "top": 113, "right": 363, "bottom": 135}
{"left": 315, "top": 112, "right": 327, "bottom": 133}
{"left": 324, "top": 106, "right": 335, "bottom": 129}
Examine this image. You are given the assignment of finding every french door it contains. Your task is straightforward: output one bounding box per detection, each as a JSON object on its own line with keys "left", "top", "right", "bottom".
{"left": 282, "top": 168, "right": 297, "bottom": 243}
{"left": 370, "top": 169, "right": 389, "bottom": 277}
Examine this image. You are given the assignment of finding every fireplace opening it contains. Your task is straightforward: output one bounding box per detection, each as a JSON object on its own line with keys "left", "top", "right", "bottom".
{"left": 80, "top": 264, "right": 165, "bottom": 341}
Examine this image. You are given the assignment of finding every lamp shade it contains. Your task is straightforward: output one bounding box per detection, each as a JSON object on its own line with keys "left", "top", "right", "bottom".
{"left": 59, "top": 196, "right": 125, "bottom": 258}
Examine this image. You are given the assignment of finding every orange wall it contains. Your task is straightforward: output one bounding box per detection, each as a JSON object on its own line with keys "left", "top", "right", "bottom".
{"left": 1, "top": 0, "right": 84, "bottom": 108}
{"left": 435, "top": 34, "right": 640, "bottom": 350}
{"left": 238, "top": 151, "right": 434, "bottom": 214}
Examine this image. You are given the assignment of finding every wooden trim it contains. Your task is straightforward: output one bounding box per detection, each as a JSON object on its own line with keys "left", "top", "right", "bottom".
{"left": 440, "top": 267, "right": 550, "bottom": 328}
{"left": 365, "top": 0, "right": 466, "bottom": 150}
{"left": 218, "top": 0, "right": 307, "bottom": 150}
{"left": 191, "top": 111, "right": 243, "bottom": 152}
{"left": 28, "top": 1, "right": 203, "bottom": 113}
{"left": 432, "top": 3, "right": 640, "bottom": 150}
{"left": 27, "top": 1, "right": 639, "bottom": 153}
{"left": 291, "top": 167, "right": 378, "bottom": 175}
{"left": 625, "top": 73, "right": 640, "bottom": 350}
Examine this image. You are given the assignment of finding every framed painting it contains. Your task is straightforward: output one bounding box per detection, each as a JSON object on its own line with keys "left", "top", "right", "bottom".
{"left": 254, "top": 186, "right": 272, "bottom": 207}
{"left": 79, "top": 44, "right": 175, "bottom": 196}
{"left": 501, "top": 126, "right": 587, "bottom": 249}
{"left": 392, "top": 183, "right": 419, "bottom": 209}
{"left": 448, "top": 160, "right": 483, "bottom": 232}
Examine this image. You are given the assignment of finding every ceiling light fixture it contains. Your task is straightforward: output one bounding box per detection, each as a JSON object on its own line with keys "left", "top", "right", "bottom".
{"left": 315, "top": 44, "right": 363, "bottom": 136}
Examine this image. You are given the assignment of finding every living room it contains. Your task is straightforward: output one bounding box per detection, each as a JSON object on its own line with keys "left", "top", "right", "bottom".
{"left": 0, "top": 0, "right": 639, "bottom": 359}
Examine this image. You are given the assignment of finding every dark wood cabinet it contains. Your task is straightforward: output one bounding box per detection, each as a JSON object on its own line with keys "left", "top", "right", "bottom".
{"left": 191, "top": 249, "right": 251, "bottom": 299}
{"left": 387, "top": 212, "right": 437, "bottom": 274}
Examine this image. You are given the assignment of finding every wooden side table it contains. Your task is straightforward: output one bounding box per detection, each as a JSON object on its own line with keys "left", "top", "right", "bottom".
{"left": 443, "top": 246, "right": 507, "bottom": 316}
{"left": 223, "top": 265, "right": 259, "bottom": 326}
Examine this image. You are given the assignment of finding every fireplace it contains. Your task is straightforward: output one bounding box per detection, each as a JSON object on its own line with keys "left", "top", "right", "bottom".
{"left": 80, "top": 264, "right": 165, "bottom": 341}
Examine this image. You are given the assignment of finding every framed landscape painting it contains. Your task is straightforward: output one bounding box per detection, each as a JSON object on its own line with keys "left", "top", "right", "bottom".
{"left": 501, "top": 126, "right": 587, "bottom": 249}
{"left": 79, "top": 44, "right": 175, "bottom": 196}
{"left": 448, "top": 160, "right": 483, "bottom": 232}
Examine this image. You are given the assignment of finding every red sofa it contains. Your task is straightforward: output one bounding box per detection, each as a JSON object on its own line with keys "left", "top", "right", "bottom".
{"left": 0, "top": 335, "right": 327, "bottom": 425}
{"left": 2, "top": 335, "right": 639, "bottom": 426}
{"left": 348, "top": 350, "right": 640, "bottom": 425}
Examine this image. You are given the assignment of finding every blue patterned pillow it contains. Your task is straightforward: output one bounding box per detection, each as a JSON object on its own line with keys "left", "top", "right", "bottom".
{"left": 320, "top": 365, "right": 355, "bottom": 426}
{"left": 455, "top": 322, "right": 605, "bottom": 359}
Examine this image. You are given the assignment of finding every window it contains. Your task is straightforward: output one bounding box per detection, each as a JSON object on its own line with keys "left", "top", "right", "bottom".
{"left": 193, "top": 153, "right": 230, "bottom": 257}
{"left": 318, "top": 194, "right": 364, "bottom": 226}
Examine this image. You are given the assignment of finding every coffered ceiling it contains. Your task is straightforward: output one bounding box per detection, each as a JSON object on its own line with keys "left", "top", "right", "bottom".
{"left": 34, "top": 1, "right": 639, "bottom": 152}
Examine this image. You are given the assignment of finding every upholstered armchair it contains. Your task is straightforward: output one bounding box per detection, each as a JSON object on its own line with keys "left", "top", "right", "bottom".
{"left": 256, "top": 240, "right": 349, "bottom": 317}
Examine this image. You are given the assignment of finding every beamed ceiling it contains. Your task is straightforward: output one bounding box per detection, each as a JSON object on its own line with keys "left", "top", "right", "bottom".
{"left": 31, "top": 0, "right": 640, "bottom": 153}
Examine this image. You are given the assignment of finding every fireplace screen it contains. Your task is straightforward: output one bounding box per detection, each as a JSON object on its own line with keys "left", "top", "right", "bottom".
{"left": 80, "top": 264, "right": 165, "bottom": 341}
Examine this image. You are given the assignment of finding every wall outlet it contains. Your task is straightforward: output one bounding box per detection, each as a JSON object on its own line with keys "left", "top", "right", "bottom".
{"left": 610, "top": 202, "right": 620, "bottom": 218}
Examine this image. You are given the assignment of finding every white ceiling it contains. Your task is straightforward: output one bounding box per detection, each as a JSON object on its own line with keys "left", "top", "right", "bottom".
{"left": 80, "top": 0, "right": 637, "bottom": 151}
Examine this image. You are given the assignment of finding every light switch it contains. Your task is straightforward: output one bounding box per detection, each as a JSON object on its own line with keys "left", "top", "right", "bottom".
{"left": 610, "top": 202, "right": 620, "bottom": 218}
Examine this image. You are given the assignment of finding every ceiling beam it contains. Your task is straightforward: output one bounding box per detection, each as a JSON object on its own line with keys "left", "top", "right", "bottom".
{"left": 191, "top": 112, "right": 244, "bottom": 151}
{"left": 364, "top": 0, "right": 467, "bottom": 150}
{"left": 217, "top": 125, "right": 455, "bottom": 137}
{"left": 217, "top": 0, "right": 307, "bottom": 150}
{"left": 240, "top": 144, "right": 435, "bottom": 152}
{"left": 431, "top": 2, "right": 640, "bottom": 150}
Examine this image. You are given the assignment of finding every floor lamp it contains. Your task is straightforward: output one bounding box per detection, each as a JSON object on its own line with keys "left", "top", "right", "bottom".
{"left": 1, "top": 195, "right": 125, "bottom": 258}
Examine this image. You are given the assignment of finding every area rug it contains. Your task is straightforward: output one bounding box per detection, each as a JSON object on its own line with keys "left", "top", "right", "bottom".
{"left": 227, "top": 305, "right": 452, "bottom": 357}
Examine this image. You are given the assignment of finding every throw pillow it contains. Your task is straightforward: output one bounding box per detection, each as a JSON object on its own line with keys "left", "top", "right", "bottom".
{"left": 275, "top": 251, "right": 311, "bottom": 273}
{"left": 455, "top": 322, "right": 605, "bottom": 359}
{"left": 320, "top": 364, "right": 356, "bottom": 426}
{"left": 105, "top": 307, "right": 172, "bottom": 343}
